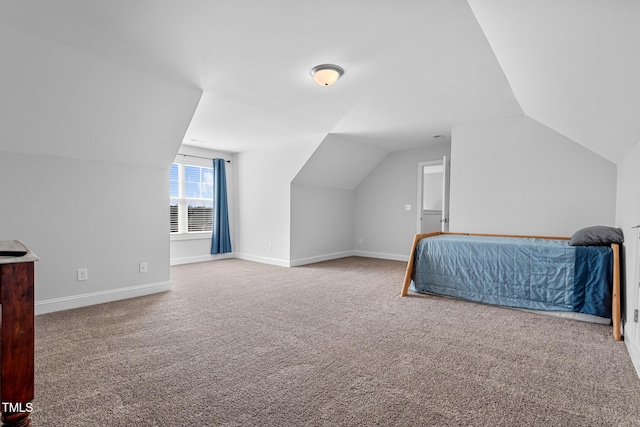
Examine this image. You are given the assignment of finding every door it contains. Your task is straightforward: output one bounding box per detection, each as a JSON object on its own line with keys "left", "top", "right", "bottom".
{"left": 441, "top": 156, "right": 450, "bottom": 232}
{"left": 417, "top": 156, "right": 450, "bottom": 233}
{"left": 635, "top": 218, "right": 640, "bottom": 344}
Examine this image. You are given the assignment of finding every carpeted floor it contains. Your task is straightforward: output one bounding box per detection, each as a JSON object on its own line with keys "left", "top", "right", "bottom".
{"left": 33, "top": 257, "right": 640, "bottom": 426}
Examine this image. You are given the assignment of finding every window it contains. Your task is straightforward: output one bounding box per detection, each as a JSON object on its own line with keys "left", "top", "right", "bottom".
{"left": 170, "top": 163, "right": 214, "bottom": 233}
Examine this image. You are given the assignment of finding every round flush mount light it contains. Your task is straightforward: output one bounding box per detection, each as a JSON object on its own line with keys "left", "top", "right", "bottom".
{"left": 310, "top": 64, "right": 344, "bottom": 86}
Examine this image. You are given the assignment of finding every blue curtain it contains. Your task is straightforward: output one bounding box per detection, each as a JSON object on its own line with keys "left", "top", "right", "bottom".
{"left": 211, "top": 158, "right": 232, "bottom": 254}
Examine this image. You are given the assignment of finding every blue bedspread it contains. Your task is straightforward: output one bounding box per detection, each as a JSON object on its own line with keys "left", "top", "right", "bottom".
{"left": 411, "top": 235, "right": 612, "bottom": 318}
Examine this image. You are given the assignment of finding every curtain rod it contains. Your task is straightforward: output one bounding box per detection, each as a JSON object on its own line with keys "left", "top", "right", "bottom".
{"left": 177, "top": 153, "right": 231, "bottom": 163}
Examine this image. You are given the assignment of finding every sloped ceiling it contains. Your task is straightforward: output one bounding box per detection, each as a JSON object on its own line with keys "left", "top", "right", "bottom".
{"left": 0, "top": 1, "right": 636, "bottom": 164}
{"left": 0, "top": 24, "right": 201, "bottom": 168}
{"left": 292, "top": 134, "right": 389, "bottom": 190}
{"left": 468, "top": 0, "right": 640, "bottom": 163}
{"left": 0, "top": 0, "right": 521, "bottom": 156}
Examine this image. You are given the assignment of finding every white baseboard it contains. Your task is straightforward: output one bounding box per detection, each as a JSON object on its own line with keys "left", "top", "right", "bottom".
{"left": 170, "top": 253, "right": 234, "bottom": 266}
{"left": 626, "top": 337, "right": 640, "bottom": 379}
{"left": 234, "top": 252, "right": 290, "bottom": 267}
{"left": 210, "top": 250, "right": 408, "bottom": 268}
{"left": 290, "top": 251, "right": 355, "bottom": 267}
{"left": 235, "top": 251, "right": 408, "bottom": 267}
{"left": 35, "top": 281, "right": 172, "bottom": 315}
{"left": 354, "top": 250, "right": 409, "bottom": 262}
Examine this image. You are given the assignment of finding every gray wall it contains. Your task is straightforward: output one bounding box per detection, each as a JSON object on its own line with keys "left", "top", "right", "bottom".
{"left": 289, "top": 133, "right": 389, "bottom": 265}
{"left": 0, "top": 23, "right": 201, "bottom": 313}
{"left": 450, "top": 115, "right": 617, "bottom": 236}
{"left": 0, "top": 152, "right": 171, "bottom": 313}
{"left": 290, "top": 184, "right": 355, "bottom": 266}
{"left": 354, "top": 142, "right": 451, "bottom": 260}
{"left": 288, "top": 141, "right": 451, "bottom": 265}
{"left": 234, "top": 137, "right": 321, "bottom": 266}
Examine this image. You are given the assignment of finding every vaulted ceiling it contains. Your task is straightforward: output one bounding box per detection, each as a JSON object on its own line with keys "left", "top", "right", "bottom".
{"left": 0, "top": 0, "right": 638, "bottom": 163}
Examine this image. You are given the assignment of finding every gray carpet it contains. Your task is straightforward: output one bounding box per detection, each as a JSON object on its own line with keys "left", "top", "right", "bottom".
{"left": 33, "top": 257, "right": 640, "bottom": 426}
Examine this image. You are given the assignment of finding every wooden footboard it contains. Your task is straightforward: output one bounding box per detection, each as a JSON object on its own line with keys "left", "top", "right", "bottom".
{"left": 401, "top": 232, "right": 442, "bottom": 297}
{"left": 611, "top": 243, "right": 621, "bottom": 341}
{"left": 401, "top": 232, "right": 623, "bottom": 341}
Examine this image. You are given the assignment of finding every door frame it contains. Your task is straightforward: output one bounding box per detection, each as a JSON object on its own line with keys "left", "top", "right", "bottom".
{"left": 442, "top": 155, "right": 450, "bottom": 232}
{"left": 416, "top": 159, "right": 447, "bottom": 234}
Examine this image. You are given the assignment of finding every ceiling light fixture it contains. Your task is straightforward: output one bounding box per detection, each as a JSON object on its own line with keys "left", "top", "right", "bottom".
{"left": 310, "top": 64, "right": 344, "bottom": 86}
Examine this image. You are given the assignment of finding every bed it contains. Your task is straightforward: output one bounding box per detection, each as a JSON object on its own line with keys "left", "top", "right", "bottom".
{"left": 401, "top": 229, "right": 622, "bottom": 341}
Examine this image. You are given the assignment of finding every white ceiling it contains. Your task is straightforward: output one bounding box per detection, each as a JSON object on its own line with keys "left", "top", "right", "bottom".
{"left": 0, "top": 1, "right": 638, "bottom": 162}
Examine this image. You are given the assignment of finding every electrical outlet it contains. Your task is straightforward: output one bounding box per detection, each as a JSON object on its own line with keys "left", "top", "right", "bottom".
{"left": 139, "top": 262, "right": 148, "bottom": 273}
{"left": 404, "top": 204, "right": 412, "bottom": 211}
{"left": 77, "top": 268, "right": 88, "bottom": 281}
{"left": 268, "top": 243, "right": 273, "bottom": 251}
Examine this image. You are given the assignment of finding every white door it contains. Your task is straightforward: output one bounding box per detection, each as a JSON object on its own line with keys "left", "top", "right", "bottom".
{"left": 634, "top": 221, "right": 640, "bottom": 344}
{"left": 441, "top": 156, "right": 450, "bottom": 232}
{"left": 417, "top": 156, "right": 450, "bottom": 233}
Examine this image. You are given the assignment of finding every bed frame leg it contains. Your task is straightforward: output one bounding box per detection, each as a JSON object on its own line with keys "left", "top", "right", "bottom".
{"left": 611, "top": 243, "right": 622, "bottom": 341}
{"left": 401, "top": 232, "right": 442, "bottom": 297}
{"left": 401, "top": 235, "right": 420, "bottom": 296}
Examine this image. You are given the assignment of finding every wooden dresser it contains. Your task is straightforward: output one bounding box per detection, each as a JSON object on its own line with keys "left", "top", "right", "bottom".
{"left": 0, "top": 241, "right": 38, "bottom": 427}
